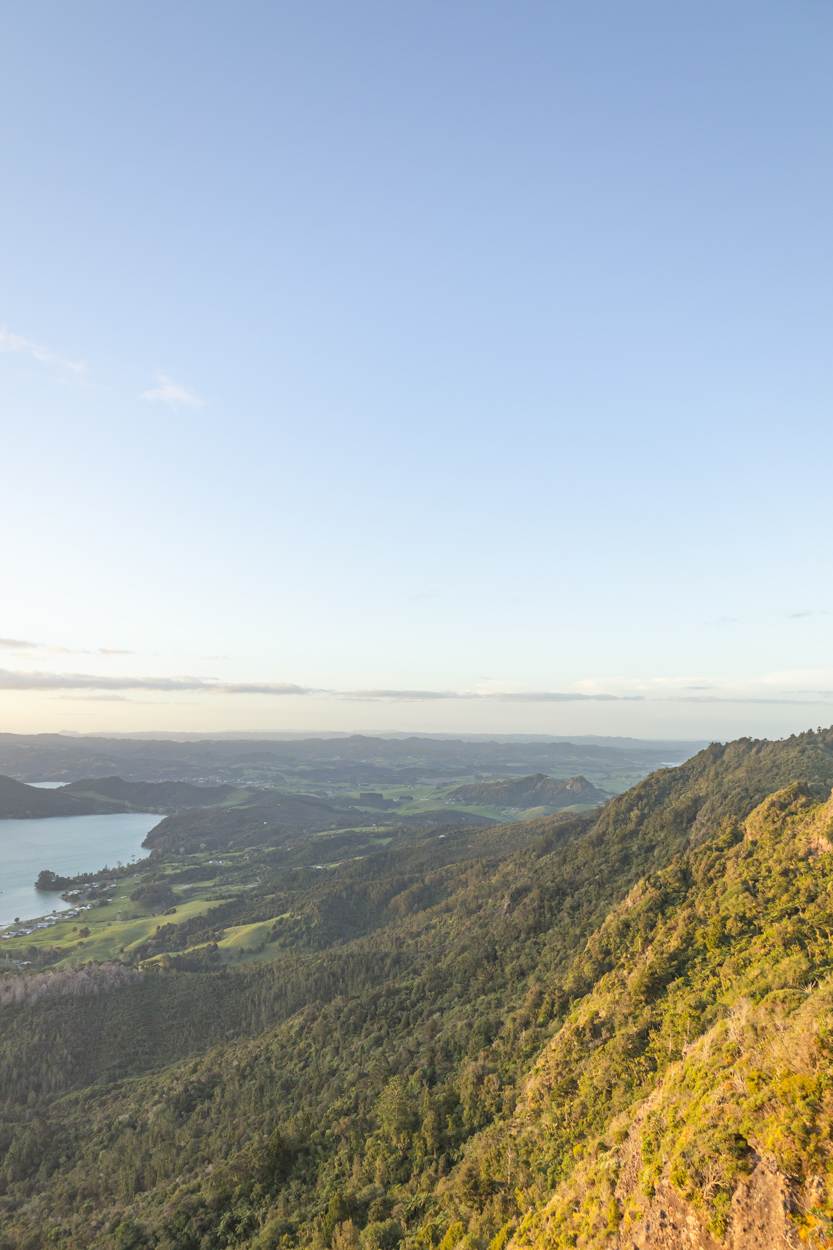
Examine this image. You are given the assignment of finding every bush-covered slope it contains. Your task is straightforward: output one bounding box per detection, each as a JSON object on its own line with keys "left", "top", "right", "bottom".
{"left": 497, "top": 781, "right": 833, "bottom": 1248}
{"left": 4, "top": 729, "right": 833, "bottom": 1249}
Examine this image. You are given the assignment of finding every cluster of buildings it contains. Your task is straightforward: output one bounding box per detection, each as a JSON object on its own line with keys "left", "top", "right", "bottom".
{"left": 0, "top": 902, "right": 93, "bottom": 941}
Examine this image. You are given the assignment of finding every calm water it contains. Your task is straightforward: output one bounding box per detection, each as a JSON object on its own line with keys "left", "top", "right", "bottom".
{"left": 0, "top": 811, "right": 159, "bottom": 927}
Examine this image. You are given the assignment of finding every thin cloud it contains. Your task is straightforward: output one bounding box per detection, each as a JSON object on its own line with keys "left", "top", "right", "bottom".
{"left": 51, "top": 693, "right": 180, "bottom": 705}
{"left": 489, "top": 690, "right": 641, "bottom": 703}
{"left": 53, "top": 694, "right": 132, "bottom": 702}
{"left": 338, "top": 689, "right": 642, "bottom": 702}
{"left": 0, "top": 639, "right": 134, "bottom": 656}
{"left": 0, "top": 669, "right": 313, "bottom": 695}
{"left": 705, "top": 610, "right": 829, "bottom": 627}
{"left": 141, "top": 373, "right": 204, "bottom": 408}
{"left": 50, "top": 646, "right": 137, "bottom": 657}
{"left": 220, "top": 681, "right": 315, "bottom": 696}
{"left": 0, "top": 670, "right": 634, "bottom": 700}
{"left": 0, "top": 325, "right": 86, "bottom": 377}
{"left": 674, "top": 694, "right": 833, "bottom": 705}
{"left": 340, "top": 689, "right": 464, "bottom": 701}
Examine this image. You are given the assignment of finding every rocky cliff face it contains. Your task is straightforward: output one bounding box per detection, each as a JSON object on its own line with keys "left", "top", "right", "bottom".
{"left": 622, "top": 1161, "right": 804, "bottom": 1250}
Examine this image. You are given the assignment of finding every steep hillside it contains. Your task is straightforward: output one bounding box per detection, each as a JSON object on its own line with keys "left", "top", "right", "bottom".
{"left": 495, "top": 781, "right": 833, "bottom": 1249}
{"left": 448, "top": 773, "right": 608, "bottom": 808}
{"left": 3, "top": 728, "right": 833, "bottom": 1249}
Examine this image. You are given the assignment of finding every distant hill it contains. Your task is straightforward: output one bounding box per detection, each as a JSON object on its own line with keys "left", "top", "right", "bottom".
{"left": 0, "top": 730, "right": 700, "bottom": 788}
{"left": 447, "top": 772, "right": 609, "bottom": 808}
{"left": 0, "top": 775, "right": 248, "bottom": 820}
{"left": 143, "top": 788, "right": 353, "bottom": 853}
{"left": 59, "top": 776, "right": 246, "bottom": 813}
{"left": 0, "top": 775, "right": 129, "bottom": 819}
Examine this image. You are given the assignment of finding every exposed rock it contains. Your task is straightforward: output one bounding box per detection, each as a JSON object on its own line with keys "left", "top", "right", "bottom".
{"left": 729, "top": 1161, "right": 797, "bottom": 1250}
{"left": 614, "top": 1162, "right": 799, "bottom": 1249}
{"left": 624, "top": 1181, "right": 721, "bottom": 1249}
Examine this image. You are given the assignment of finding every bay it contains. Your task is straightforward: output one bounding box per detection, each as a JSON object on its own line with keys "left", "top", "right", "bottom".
{"left": 0, "top": 811, "right": 159, "bottom": 928}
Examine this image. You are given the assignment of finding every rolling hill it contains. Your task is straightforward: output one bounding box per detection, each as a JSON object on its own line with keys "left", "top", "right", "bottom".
{"left": 59, "top": 776, "right": 247, "bottom": 812}
{"left": 0, "top": 775, "right": 130, "bottom": 819}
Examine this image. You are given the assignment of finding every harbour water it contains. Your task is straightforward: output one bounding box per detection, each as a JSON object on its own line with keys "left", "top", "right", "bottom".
{"left": 0, "top": 810, "right": 159, "bottom": 927}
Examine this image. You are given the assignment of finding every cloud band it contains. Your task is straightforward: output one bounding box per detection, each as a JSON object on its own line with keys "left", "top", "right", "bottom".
{"left": 2, "top": 667, "right": 833, "bottom": 706}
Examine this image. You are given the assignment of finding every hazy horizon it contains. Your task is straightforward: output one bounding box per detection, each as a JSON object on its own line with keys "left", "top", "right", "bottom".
{"left": 0, "top": 727, "right": 712, "bottom": 743}
{"left": 1, "top": 693, "right": 831, "bottom": 742}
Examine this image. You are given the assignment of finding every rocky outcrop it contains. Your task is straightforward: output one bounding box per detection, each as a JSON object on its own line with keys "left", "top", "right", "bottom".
{"left": 620, "top": 1162, "right": 800, "bottom": 1249}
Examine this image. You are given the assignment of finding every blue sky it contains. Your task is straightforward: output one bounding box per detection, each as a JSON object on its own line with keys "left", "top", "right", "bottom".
{"left": 2, "top": 0, "right": 832, "bottom": 739}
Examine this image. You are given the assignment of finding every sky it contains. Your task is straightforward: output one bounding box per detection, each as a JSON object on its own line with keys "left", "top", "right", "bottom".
{"left": 2, "top": 0, "right": 833, "bottom": 741}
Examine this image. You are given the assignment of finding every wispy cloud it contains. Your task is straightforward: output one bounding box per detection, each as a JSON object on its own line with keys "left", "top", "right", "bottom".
{"left": 141, "top": 373, "right": 204, "bottom": 408}
{"left": 0, "top": 670, "right": 633, "bottom": 700}
{"left": 490, "top": 690, "right": 641, "bottom": 703}
{"left": 339, "top": 689, "right": 464, "bottom": 702}
{"left": 673, "top": 694, "right": 829, "bottom": 705}
{"left": 51, "top": 693, "right": 178, "bottom": 705}
{"left": 2, "top": 324, "right": 210, "bottom": 415}
{"left": 346, "top": 689, "right": 642, "bottom": 703}
{"left": 54, "top": 693, "right": 133, "bottom": 702}
{"left": 706, "top": 609, "right": 830, "bottom": 627}
{"left": 220, "top": 681, "right": 314, "bottom": 696}
{"left": 0, "top": 639, "right": 134, "bottom": 656}
{"left": 0, "top": 669, "right": 312, "bottom": 695}
{"left": 0, "top": 325, "right": 87, "bottom": 377}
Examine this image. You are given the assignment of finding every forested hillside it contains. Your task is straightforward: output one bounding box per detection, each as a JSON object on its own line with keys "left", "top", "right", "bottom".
{"left": 3, "top": 729, "right": 833, "bottom": 1249}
